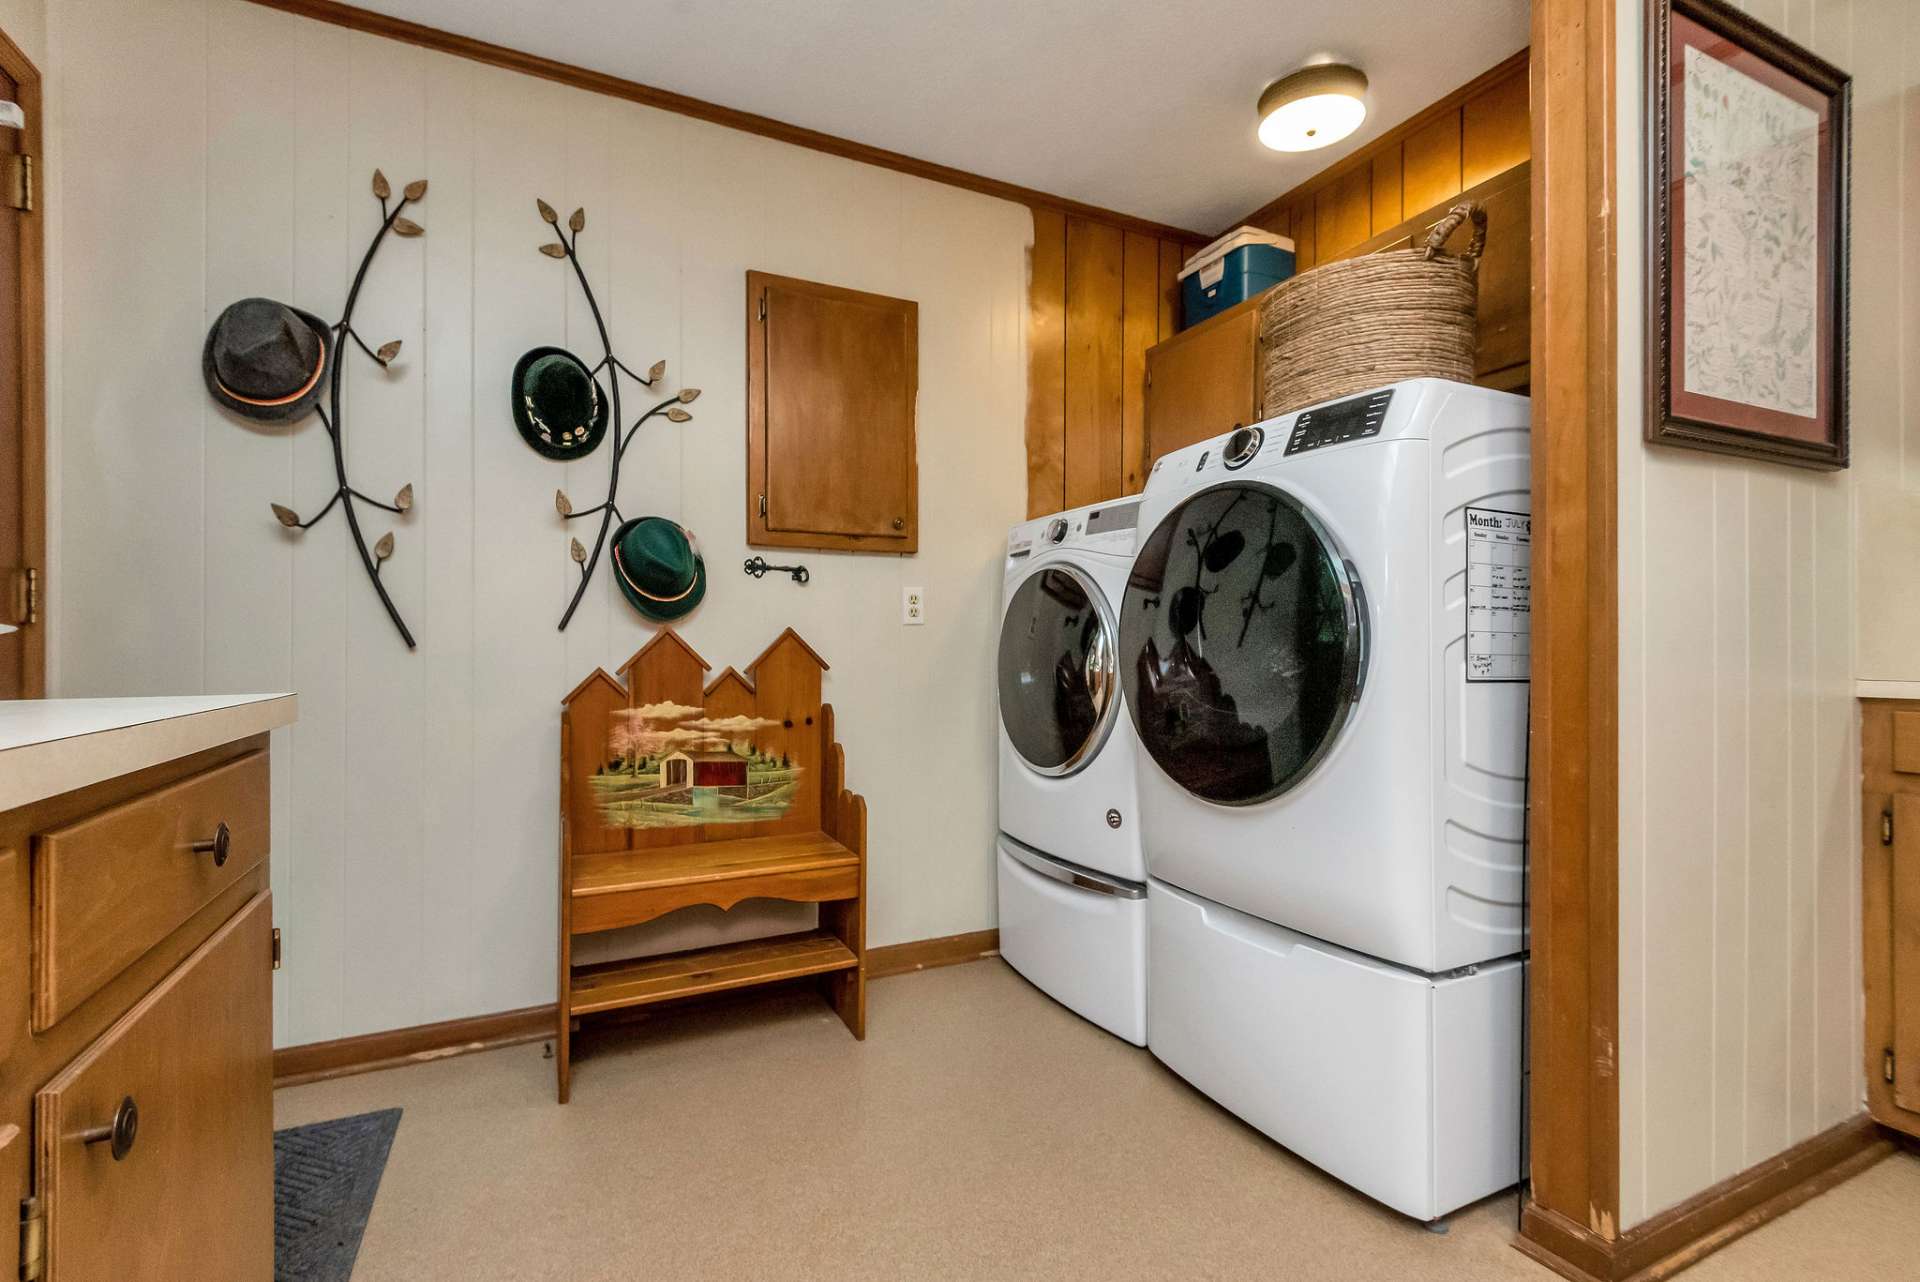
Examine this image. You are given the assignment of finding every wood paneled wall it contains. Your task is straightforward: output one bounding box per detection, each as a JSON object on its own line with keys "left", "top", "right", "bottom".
{"left": 1023, "top": 52, "right": 1529, "bottom": 519}
{"left": 1233, "top": 49, "right": 1531, "bottom": 270}
{"left": 1026, "top": 210, "right": 1197, "bottom": 518}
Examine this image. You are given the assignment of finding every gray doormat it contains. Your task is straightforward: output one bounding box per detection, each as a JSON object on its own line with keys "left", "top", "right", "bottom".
{"left": 274, "top": 1108, "right": 402, "bottom": 1282}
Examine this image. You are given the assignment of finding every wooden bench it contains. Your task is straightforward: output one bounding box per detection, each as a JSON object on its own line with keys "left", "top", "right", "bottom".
{"left": 556, "top": 629, "right": 867, "bottom": 1103}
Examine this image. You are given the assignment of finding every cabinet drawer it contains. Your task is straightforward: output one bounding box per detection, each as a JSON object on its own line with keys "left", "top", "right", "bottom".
{"left": 32, "top": 751, "right": 268, "bottom": 1031}
{"left": 33, "top": 893, "right": 273, "bottom": 1282}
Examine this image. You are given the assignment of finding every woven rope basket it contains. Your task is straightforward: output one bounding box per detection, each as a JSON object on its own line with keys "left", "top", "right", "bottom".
{"left": 1258, "top": 202, "right": 1485, "bottom": 416}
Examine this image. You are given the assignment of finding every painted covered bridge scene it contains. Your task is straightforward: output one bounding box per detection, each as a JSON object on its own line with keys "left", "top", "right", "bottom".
{"left": 590, "top": 700, "right": 802, "bottom": 829}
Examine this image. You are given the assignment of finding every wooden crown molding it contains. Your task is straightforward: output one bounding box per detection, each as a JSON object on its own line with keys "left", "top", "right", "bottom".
{"left": 1221, "top": 46, "right": 1530, "bottom": 239}
{"left": 242, "top": 0, "right": 1209, "bottom": 243}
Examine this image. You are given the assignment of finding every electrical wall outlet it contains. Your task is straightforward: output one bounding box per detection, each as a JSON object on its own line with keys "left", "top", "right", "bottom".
{"left": 902, "top": 586, "right": 925, "bottom": 626}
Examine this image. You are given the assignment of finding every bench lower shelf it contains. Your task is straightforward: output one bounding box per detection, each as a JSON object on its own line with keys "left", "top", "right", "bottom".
{"left": 569, "top": 929, "right": 859, "bottom": 1016}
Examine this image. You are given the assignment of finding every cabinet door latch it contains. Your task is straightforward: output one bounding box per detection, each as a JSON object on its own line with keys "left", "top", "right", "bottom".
{"left": 1883, "top": 809, "right": 1895, "bottom": 847}
{"left": 271, "top": 927, "right": 283, "bottom": 971}
{"left": 1887, "top": 1048, "right": 1897, "bottom": 1084}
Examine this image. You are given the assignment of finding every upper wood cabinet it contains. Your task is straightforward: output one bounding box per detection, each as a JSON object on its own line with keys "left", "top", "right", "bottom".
{"left": 1143, "top": 299, "right": 1261, "bottom": 464}
{"left": 746, "top": 271, "right": 918, "bottom": 554}
{"left": 1142, "top": 160, "right": 1532, "bottom": 470}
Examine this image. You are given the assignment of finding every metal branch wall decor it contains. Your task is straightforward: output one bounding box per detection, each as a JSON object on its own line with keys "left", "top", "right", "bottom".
{"left": 214, "top": 168, "right": 426, "bottom": 649}
{"left": 533, "top": 197, "right": 701, "bottom": 631}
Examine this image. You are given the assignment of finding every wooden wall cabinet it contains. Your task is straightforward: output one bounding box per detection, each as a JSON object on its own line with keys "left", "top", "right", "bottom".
{"left": 3, "top": 725, "right": 279, "bottom": 1282}
{"left": 746, "top": 271, "right": 918, "bottom": 554}
{"left": 1863, "top": 701, "right": 1920, "bottom": 1140}
{"left": 1140, "top": 161, "right": 1532, "bottom": 468}
{"left": 1142, "top": 299, "right": 1261, "bottom": 463}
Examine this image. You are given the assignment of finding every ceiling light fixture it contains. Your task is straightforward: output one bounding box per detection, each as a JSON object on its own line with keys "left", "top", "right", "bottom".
{"left": 1257, "top": 64, "right": 1368, "bottom": 152}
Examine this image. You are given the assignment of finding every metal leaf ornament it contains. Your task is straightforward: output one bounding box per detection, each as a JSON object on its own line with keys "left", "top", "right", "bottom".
{"left": 257, "top": 166, "right": 427, "bottom": 648}
{"left": 531, "top": 194, "right": 702, "bottom": 631}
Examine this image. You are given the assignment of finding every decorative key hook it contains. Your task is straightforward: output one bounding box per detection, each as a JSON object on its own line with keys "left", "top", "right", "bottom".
{"left": 743, "top": 556, "right": 810, "bottom": 585}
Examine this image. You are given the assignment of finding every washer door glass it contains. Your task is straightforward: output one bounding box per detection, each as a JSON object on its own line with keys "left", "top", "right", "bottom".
{"left": 997, "top": 565, "right": 1117, "bottom": 776}
{"left": 1120, "top": 481, "right": 1365, "bottom": 805}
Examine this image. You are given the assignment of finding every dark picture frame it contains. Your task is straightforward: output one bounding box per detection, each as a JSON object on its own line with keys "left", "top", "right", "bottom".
{"left": 1645, "top": 0, "right": 1850, "bottom": 470}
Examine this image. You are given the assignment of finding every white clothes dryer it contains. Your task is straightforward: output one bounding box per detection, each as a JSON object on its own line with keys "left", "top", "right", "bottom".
{"left": 1122, "top": 379, "right": 1532, "bottom": 1220}
{"left": 995, "top": 498, "right": 1147, "bottom": 1045}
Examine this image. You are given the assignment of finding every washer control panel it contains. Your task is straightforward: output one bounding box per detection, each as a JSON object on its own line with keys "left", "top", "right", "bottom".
{"left": 1223, "top": 425, "right": 1264, "bottom": 469}
{"left": 1283, "top": 388, "right": 1394, "bottom": 456}
{"left": 1007, "top": 500, "right": 1140, "bottom": 560}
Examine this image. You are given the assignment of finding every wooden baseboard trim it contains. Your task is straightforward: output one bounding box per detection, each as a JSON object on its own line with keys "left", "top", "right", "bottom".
{"left": 1515, "top": 1114, "right": 1894, "bottom": 1282}
{"left": 867, "top": 929, "right": 1000, "bottom": 979}
{"left": 275, "top": 928, "right": 1001, "bottom": 1087}
{"left": 273, "top": 1003, "right": 554, "bottom": 1088}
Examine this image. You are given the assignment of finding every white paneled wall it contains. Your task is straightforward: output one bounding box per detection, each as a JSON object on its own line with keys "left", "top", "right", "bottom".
{"left": 1616, "top": 0, "right": 1912, "bottom": 1229}
{"left": 51, "top": 0, "right": 1029, "bottom": 1048}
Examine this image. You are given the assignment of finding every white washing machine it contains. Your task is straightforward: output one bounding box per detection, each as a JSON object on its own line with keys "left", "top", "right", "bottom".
{"left": 995, "top": 499, "right": 1147, "bottom": 1045}
{"left": 1122, "top": 379, "right": 1531, "bottom": 1221}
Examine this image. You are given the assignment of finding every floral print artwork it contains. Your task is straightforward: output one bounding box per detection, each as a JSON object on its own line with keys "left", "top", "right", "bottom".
{"left": 1681, "top": 45, "right": 1819, "bottom": 418}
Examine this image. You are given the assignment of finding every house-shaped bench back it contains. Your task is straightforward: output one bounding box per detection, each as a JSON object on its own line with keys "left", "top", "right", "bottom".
{"left": 560, "top": 628, "right": 834, "bottom": 854}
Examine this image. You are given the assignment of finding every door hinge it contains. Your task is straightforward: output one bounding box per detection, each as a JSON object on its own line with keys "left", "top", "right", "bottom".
{"left": 758, "top": 493, "right": 767, "bottom": 519}
{"left": 5, "top": 567, "right": 34, "bottom": 627}
{"left": 3, "top": 153, "right": 31, "bottom": 213}
{"left": 1887, "top": 1048, "right": 1897, "bottom": 1084}
{"left": 1883, "top": 809, "right": 1895, "bottom": 846}
{"left": 19, "top": 1195, "right": 44, "bottom": 1282}
{"left": 271, "top": 927, "right": 282, "bottom": 971}
{"left": 757, "top": 293, "right": 766, "bottom": 322}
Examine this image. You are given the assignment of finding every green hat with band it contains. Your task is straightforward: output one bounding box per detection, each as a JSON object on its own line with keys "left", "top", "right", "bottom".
{"left": 610, "top": 517, "right": 706, "bottom": 621}
{"left": 512, "top": 346, "right": 608, "bottom": 459}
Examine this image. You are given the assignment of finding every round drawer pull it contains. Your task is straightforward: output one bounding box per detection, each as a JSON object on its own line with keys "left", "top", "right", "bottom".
{"left": 191, "top": 821, "right": 232, "bottom": 868}
{"left": 80, "top": 1095, "right": 139, "bottom": 1161}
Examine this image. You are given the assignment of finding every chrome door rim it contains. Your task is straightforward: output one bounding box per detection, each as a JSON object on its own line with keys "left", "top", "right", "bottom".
{"left": 1000, "top": 559, "right": 1122, "bottom": 778}
{"left": 1127, "top": 479, "right": 1369, "bottom": 807}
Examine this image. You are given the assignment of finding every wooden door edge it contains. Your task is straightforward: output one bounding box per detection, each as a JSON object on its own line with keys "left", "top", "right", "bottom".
{"left": 1520, "top": 0, "right": 1623, "bottom": 1248}
{"left": 0, "top": 26, "right": 44, "bottom": 696}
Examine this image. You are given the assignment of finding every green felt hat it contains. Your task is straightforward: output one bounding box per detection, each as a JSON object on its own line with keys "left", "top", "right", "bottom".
{"left": 512, "top": 346, "right": 608, "bottom": 459}
{"left": 610, "top": 517, "right": 706, "bottom": 621}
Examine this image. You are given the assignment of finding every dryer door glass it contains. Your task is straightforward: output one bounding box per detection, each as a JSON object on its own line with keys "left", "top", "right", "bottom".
{"left": 998, "top": 565, "right": 1118, "bottom": 776}
{"left": 1120, "top": 481, "right": 1365, "bottom": 806}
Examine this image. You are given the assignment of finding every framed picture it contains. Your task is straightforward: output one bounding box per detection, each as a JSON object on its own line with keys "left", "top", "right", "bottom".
{"left": 1646, "top": 0, "right": 1850, "bottom": 470}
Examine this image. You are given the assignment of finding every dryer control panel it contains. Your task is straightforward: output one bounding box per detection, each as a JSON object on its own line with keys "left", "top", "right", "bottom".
{"left": 1282, "top": 388, "right": 1394, "bottom": 456}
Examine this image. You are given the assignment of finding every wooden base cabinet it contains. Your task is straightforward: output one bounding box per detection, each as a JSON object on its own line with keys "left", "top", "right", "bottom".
{"left": 3, "top": 733, "right": 276, "bottom": 1282}
{"left": 1864, "top": 701, "right": 1920, "bottom": 1139}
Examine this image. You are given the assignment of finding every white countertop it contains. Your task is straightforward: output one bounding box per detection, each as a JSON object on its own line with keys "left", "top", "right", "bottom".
{"left": 0, "top": 694, "right": 298, "bottom": 812}
{"left": 1858, "top": 680, "right": 1920, "bottom": 701}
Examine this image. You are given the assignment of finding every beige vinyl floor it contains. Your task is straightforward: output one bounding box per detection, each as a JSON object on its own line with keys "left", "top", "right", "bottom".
{"left": 276, "top": 958, "right": 1920, "bottom": 1281}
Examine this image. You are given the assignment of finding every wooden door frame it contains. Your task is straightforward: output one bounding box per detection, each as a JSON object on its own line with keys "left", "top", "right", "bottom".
{"left": 0, "top": 25, "right": 43, "bottom": 696}
{"left": 1517, "top": 0, "right": 1623, "bottom": 1273}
